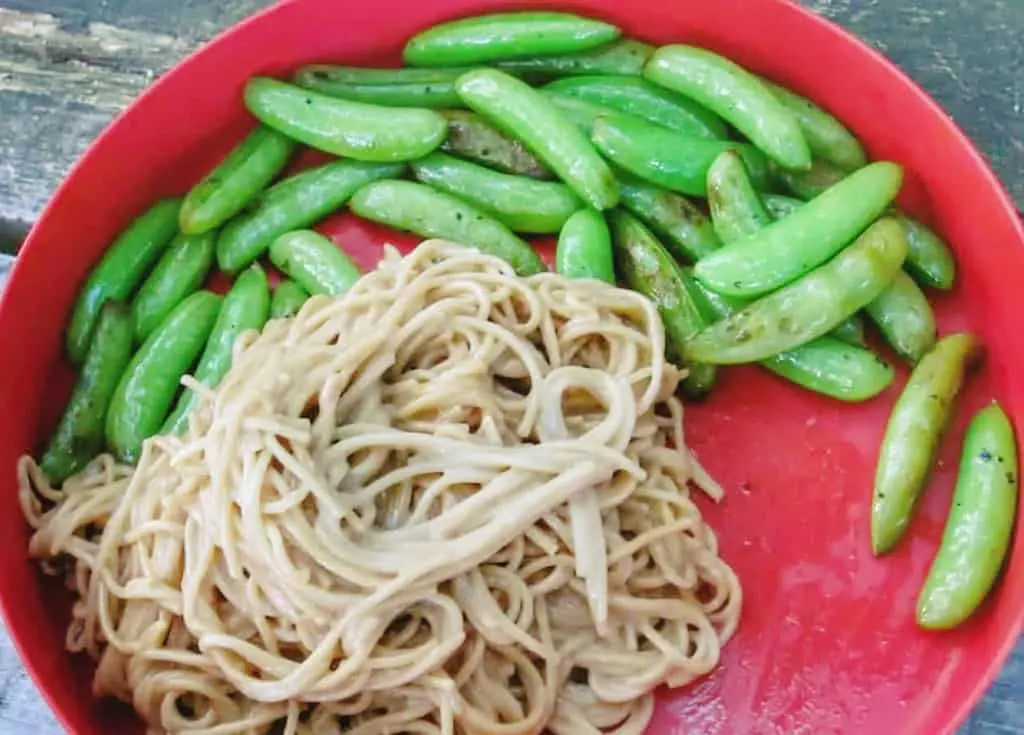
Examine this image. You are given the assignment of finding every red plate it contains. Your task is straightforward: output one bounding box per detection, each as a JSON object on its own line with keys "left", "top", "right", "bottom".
{"left": 0, "top": 0, "right": 1021, "bottom": 733}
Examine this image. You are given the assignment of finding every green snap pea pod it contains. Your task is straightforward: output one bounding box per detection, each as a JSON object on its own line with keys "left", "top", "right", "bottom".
{"left": 830, "top": 315, "right": 868, "bottom": 347}
{"left": 456, "top": 69, "right": 619, "bottom": 210}
{"left": 270, "top": 279, "right": 310, "bottom": 320}
{"left": 292, "top": 66, "right": 470, "bottom": 108}
{"left": 774, "top": 157, "right": 849, "bottom": 200}
{"left": 179, "top": 126, "right": 296, "bottom": 235}
{"left": 494, "top": 39, "right": 653, "bottom": 78}
{"left": 644, "top": 45, "right": 811, "bottom": 170}
{"left": 440, "top": 110, "right": 552, "bottom": 179}
{"left": 898, "top": 213, "right": 956, "bottom": 290}
{"left": 762, "top": 80, "right": 867, "bottom": 171}
{"left": 215, "top": 160, "right": 403, "bottom": 274}
{"left": 40, "top": 303, "right": 135, "bottom": 482}
{"left": 130, "top": 232, "right": 215, "bottom": 343}
{"left": 762, "top": 192, "right": 804, "bottom": 220}
{"left": 268, "top": 230, "right": 361, "bottom": 296}
{"left": 616, "top": 174, "right": 722, "bottom": 263}
{"left": 871, "top": 333, "right": 982, "bottom": 555}
{"left": 694, "top": 161, "right": 903, "bottom": 297}
{"left": 707, "top": 150, "right": 772, "bottom": 244}
{"left": 349, "top": 179, "right": 545, "bottom": 276}
{"left": 403, "top": 12, "right": 620, "bottom": 67}
{"left": 542, "top": 92, "right": 623, "bottom": 133}
{"left": 66, "top": 198, "right": 182, "bottom": 365}
{"left": 545, "top": 75, "right": 727, "bottom": 139}
{"left": 163, "top": 268, "right": 271, "bottom": 437}
{"left": 555, "top": 210, "right": 614, "bottom": 283}
{"left": 917, "top": 402, "right": 1018, "bottom": 629}
{"left": 106, "top": 291, "right": 221, "bottom": 462}
{"left": 865, "top": 270, "right": 937, "bottom": 363}
{"left": 686, "top": 217, "right": 908, "bottom": 365}
{"left": 591, "top": 114, "right": 770, "bottom": 197}
{"left": 245, "top": 77, "right": 446, "bottom": 163}
{"left": 411, "top": 152, "right": 581, "bottom": 234}
{"left": 610, "top": 210, "right": 716, "bottom": 398}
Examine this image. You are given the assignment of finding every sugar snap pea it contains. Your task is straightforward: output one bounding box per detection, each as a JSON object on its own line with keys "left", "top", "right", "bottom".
{"left": 456, "top": 69, "right": 619, "bottom": 210}
{"left": 545, "top": 75, "right": 726, "bottom": 139}
{"left": 610, "top": 210, "right": 716, "bottom": 398}
{"left": 898, "top": 213, "right": 956, "bottom": 290}
{"left": 215, "top": 160, "right": 403, "bottom": 274}
{"left": 245, "top": 77, "right": 446, "bottom": 162}
{"left": 40, "top": 303, "right": 135, "bottom": 482}
{"left": 871, "top": 333, "right": 981, "bottom": 555}
{"left": 440, "top": 110, "right": 552, "bottom": 179}
{"left": 686, "top": 217, "right": 908, "bottom": 364}
{"left": 774, "top": 157, "right": 848, "bottom": 200}
{"left": 761, "top": 192, "right": 804, "bottom": 220}
{"left": 494, "top": 39, "right": 653, "bottom": 78}
{"left": 830, "top": 315, "right": 868, "bottom": 348}
{"left": 270, "top": 279, "right": 310, "bottom": 320}
{"left": 694, "top": 161, "right": 903, "bottom": 297}
{"left": 917, "top": 402, "right": 1018, "bottom": 629}
{"left": 762, "top": 79, "right": 867, "bottom": 171}
{"left": 411, "top": 152, "right": 581, "bottom": 234}
{"left": 555, "top": 210, "right": 614, "bottom": 283}
{"left": 179, "top": 126, "right": 296, "bottom": 235}
{"left": 543, "top": 91, "right": 623, "bottom": 133}
{"left": 163, "top": 268, "right": 271, "bottom": 436}
{"left": 130, "top": 232, "right": 215, "bottom": 343}
{"left": 350, "top": 179, "right": 545, "bottom": 276}
{"left": 644, "top": 45, "right": 811, "bottom": 170}
{"left": 403, "top": 12, "right": 620, "bottom": 67}
{"left": 269, "top": 230, "right": 362, "bottom": 296}
{"left": 293, "top": 65, "right": 470, "bottom": 108}
{"left": 66, "top": 198, "right": 182, "bottom": 365}
{"left": 616, "top": 174, "right": 722, "bottom": 263}
{"left": 106, "top": 291, "right": 222, "bottom": 461}
{"left": 707, "top": 150, "right": 772, "bottom": 244}
{"left": 865, "top": 270, "right": 937, "bottom": 363}
{"left": 592, "top": 114, "right": 770, "bottom": 197}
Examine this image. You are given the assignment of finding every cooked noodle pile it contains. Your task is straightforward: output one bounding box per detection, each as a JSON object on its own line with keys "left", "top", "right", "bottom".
{"left": 20, "top": 240, "right": 741, "bottom": 735}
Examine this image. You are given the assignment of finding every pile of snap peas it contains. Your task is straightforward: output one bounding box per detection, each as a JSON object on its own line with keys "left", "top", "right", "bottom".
{"left": 39, "top": 11, "right": 1015, "bottom": 629}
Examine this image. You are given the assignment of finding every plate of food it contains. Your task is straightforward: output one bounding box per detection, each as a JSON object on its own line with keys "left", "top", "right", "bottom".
{"left": 0, "top": 0, "right": 1022, "bottom": 733}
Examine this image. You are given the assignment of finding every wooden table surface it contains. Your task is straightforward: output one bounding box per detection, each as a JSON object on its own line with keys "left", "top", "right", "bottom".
{"left": 0, "top": 1, "right": 1021, "bottom": 732}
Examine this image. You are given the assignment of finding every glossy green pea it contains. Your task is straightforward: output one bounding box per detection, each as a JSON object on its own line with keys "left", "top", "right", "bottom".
{"left": 773, "top": 157, "right": 849, "bottom": 200}
{"left": 215, "top": 160, "right": 403, "bottom": 274}
{"left": 865, "top": 270, "right": 937, "bottom": 363}
{"left": 269, "top": 279, "right": 310, "bottom": 320}
{"left": 872, "top": 333, "right": 981, "bottom": 555}
{"left": 707, "top": 150, "right": 772, "bottom": 244}
{"left": 762, "top": 79, "right": 867, "bottom": 171}
{"left": 180, "top": 126, "right": 296, "bottom": 235}
{"left": 66, "top": 198, "right": 182, "bottom": 365}
{"left": 917, "top": 402, "right": 1018, "bottom": 630}
{"left": 245, "top": 77, "right": 446, "bottom": 163}
{"left": 610, "top": 210, "right": 716, "bottom": 398}
{"left": 163, "top": 268, "right": 271, "bottom": 436}
{"left": 695, "top": 161, "right": 903, "bottom": 297}
{"left": 616, "top": 174, "right": 722, "bottom": 263}
{"left": 543, "top": 91, "right": 625, "bottom": 133}
{"left": 686, "top": 217, "right": 908, "bottom": 365}
{"left": 440, "top": 110, "right": 553, "bottom": 179}
{"left": 591, "top": 114, "right": 770, "bottom": 197}
{"left": 456, "top": 69, "right": 619, "bottom": 210}
{"left": 555, "top": 210, "right": 614, "bottom": 283}
{"left": 545, "top": 75, "right": 726, "bottom": 139}
{"left": 269, "top": 230, "right": 362, "bottom": 297}
{"left": 40, "top": 303, "right": 135, "bottom": 482}
{"left": 130, "top": 232, "right": 215, "bottom": 343}
{"left": 292, "top": 65, "right": 470, "bottom": 108}
{"left": 403, "top": 12, "right": 620, "bottom": 67}
{"left": 898, "top": 214, "right": 957, "bottom": 291}
{"left": 494, "top": 39, "right": 653, "bottom": 78}
{"left": 411, "top": 152, "right": 581, "bottom": 234}
{"left": 830, "top": 315, "right": 868, "bottom": 348}
{"left": 644, "top": 45, "right": 811, "bottom": 170}
{"left": 106, "top": 291, "right": 221, "bottom": 461}
{"left": 349, "top": 179, "right": 545, "bottom": 276}
{"left": 761, "top": 192, "right": 804, "bottom": 220}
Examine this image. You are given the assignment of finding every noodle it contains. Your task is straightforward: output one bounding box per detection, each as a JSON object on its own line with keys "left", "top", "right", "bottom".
{"left": 19, "top": 240, "right": 741, "bottom": 734}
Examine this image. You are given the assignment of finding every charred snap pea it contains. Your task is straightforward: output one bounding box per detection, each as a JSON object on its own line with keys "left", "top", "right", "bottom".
{"left": 762, "top": 80, "right": 868, "bottom": 171}
{"left": 865, "top": 270, "right": 937, "bottom": 363}
{"left": 403, "top": 12, "right": 620, "bottom": 67}
{"left": 440, "top": 110, "right": 552, "bottom": 179}
{"left": 610, "top": 210, "right": 716, "bottom": 398}
{"left": 456, "top": 69, "right": 619, "bottom": 210}
{"left": 411, "top": 152, "right": 582, "bottom": 234}
{"left": 695, "top": 161, "right": 903, "bottom": 297}
{"left": 269, "top": 230, "right": 362, "bottom": 297}
{"left": 349, "top": 179, "right": 545, "bottom": 276}
{"left": 617, "top": 174, "right": 722, "bottom": 263}
{"left": 245, "top": 77, "right": 447, "bottom": 162}
{"left": 179, "top": 126, "right": 296, "bottom": 235}
{"left": 130, "top": 232, "right": 215, "bottom": 343}
{"left": 555, "top": 209, "right": 615, "bottom": 283}
{"left": 163, "top": 268, "right": 271, "bottom": 436}
{"left": 292, "top": 65, "right": 470, "bottom": 108}
{"left": 706, "top": 149, "right": 772, "bottom": 244}
{"left": 917, "top": 402, "right": 1018, "bottom": 630}
{"left": 269, "top": 279, "right": 310, "bottom": 320}
{"left": 592, "top": 114, "right": 770, "bottom": 197}
{"left": 898, "top": 213, "right": 956, "bottom": 290}
{"left": 545, "top": 75, "right": 727, "bottom": 139}
{"left": 686, "top": 217, "right": 908, "bottom": 365}
{"left": 40, "top": 303, "right": 135, "bottom": 483}
{"left": 66, "top": 198, "right": 182, "bottom": 365}
{"left": 106, "top": 291, "right": 222, "bottom": 461}
{"left": 644, "top": 45, "right": 811, "bottom": 170}
{"left": 493, "top": 39, "right": 653, "bottom": 78}
{"left": 215, "top": 160, "right": 403, "bottom": 274}
{"left": 871, "top": 333, "right": 982, "bottom": 555}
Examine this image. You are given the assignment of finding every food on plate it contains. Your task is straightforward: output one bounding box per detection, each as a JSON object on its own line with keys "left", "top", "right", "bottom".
{"left": 268, "top": 229, "right": 363, "bottom": 296}
{"left": 554, "top": 208, "right": 615, "bottom": 282}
